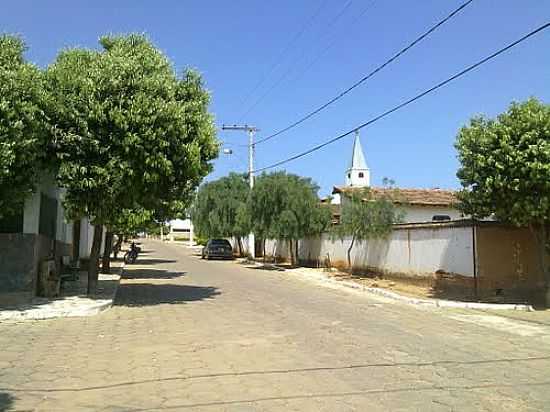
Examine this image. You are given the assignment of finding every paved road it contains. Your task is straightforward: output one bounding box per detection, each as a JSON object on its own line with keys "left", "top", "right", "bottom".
{"left": 1, "top": 240, "right": 550, "bottom": 411}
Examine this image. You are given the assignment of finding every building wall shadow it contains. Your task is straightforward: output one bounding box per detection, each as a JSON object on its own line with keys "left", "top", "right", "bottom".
{"left": 129, "top": 258, "right": 177, "bottom": 265}
{"left": 114, "top": 283, "right": 220, "bottom": 307}
{"left": 122, "top": 268, "right": 186, "bottom": 280}
{"left": 0, "top": 392, "right": 15, "bottom": 411}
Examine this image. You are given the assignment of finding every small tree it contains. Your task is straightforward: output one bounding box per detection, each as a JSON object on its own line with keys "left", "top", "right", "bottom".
{"left": 455, "top": 98, "right": 550, "bottom": 304}
{"left": 333, "top": 187, "right": 399, "bottom": 273}
{"left": 190, "top": 173, "right": 250, "bottom": 255}
{"left": 0, "top": 35, "right": 49, "bottom": 218}
{"left": 250, "top": 172, "right": 331, "bottom": 265}
{"left": 46, "top": 34, "right": 217, "bottom": 294}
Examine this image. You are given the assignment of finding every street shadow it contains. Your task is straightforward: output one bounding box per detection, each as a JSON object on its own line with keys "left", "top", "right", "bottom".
{"left": 0, "top": 392, "right": 15, "bottom": 411}
{"left": 114, "top": 283, "right": 220, "bottom": 307}
{"left": 122, "top": 268, "right": 186, "bottom": 280}
{"left": 130, "top": 258, "right": 177, "bottom": 265}
{"left": 250, "top": 264, "right": 285, "bottom": 272}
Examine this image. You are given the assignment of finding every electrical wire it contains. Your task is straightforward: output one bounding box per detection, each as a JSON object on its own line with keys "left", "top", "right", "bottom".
{"left": 285, "top": 0, "right": 378, "bottom": 87}
{"left": 238, "top": 0, "right": 354, "bottom": 122}
{"left": 236, "top": 0, "right": 329, "bottom": 118}
{"left": 252, "top": 22, "right": 550, "bottom": 173}
{"left": 254, "top": 0, "right": 475, "bottom": 145}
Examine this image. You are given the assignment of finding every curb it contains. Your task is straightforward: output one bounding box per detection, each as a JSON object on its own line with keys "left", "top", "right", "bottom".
{"left": 280, "top": 266, "right": 534, "bottom": 312}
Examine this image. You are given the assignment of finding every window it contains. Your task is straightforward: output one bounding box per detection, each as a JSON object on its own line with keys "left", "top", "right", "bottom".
{"left": 209, "top": 239, "right": 232, "bottom": 247}
{"left": 172, "top": 228, "right": 190, "bottom": 233}
{"left": 347, "top": 173, "right": 351, "bottom": 179}
{"left": 358, "top": 172, "right": 364, "bottom": 178}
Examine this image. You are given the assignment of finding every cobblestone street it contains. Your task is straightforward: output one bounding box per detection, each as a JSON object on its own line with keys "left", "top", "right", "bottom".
{"left": 2, "top": 239, "right": 550, "bottom": 411}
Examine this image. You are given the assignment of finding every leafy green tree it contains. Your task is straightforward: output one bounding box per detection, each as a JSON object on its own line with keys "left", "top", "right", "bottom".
{"left": 190, "top": 173, "right": 250, "bottom": 255}
{"left": 455, "top": 98, "right": 550, "bottom": 304}
{"left": 45, "top": 34, "right": 217, "bottom": 294}
{"left": 249, "top": 172, "right": 331, "bottom": 265}
{"left": 0, "top": 35, "right": 49, "bottom": 218}
{"left": 332, "top": 188, "right": 399, "bottom": 273}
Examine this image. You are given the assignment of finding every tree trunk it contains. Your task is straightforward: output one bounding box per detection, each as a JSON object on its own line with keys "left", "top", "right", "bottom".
{"left": 237, "top": 236, "right": 243, "bottom": 257}
{"left": 87, "top": 224, "right": 104, "bottom": 296}
{"left": 532, "top": 224, "right": 550, "bottom": 306}
{"left": 263, "top": 239, "right": 266, "bottom": 264}
{"left": 295, "top": 239, "right": 299, "bottom": 267}
{"left": 72, "top": 219, "right": 81, "bottom": 263}
{"left": 101, "top": 231, "right": 114, "bottom": 274}
{"left": 288, "top": 239, "right": 296, "bottom": 266}
{"left": 347, "top": 234, "right": 356, "bottom": 274}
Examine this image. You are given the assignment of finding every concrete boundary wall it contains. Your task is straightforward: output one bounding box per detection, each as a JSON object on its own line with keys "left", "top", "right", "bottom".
{"left": 264, "top": 221, "right": 475, "bottom": 278}
{"left": 256, "top": 221, "right": 549, "bottom": 302}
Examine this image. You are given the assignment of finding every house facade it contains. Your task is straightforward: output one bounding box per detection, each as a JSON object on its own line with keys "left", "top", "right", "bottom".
{"left": 0, "top": 176, "right": 103, "bottom": 304}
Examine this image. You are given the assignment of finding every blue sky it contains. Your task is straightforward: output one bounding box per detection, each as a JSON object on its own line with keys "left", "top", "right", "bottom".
{"left": 3, "top": 1, "right": 549, "bottom": 197}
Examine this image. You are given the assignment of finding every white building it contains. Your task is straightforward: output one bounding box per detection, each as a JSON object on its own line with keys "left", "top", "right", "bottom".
{"left": 168, "top": 218, "right": 194, "bottom": 243}
{"left": 332, "top": 131, "right": 464, "bottom": 224}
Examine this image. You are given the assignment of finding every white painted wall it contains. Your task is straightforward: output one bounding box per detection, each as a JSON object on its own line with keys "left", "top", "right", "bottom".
{"left": 340, "top": 195, "right": 463, "bottom": 224}
{"left": 78, "top": 217, "right": 106, "bottom": 259}
{"left": 264, "top": 224, "right": 474, "bottom": 278}
{"left": 397, "top": 205, "right": 464, "bottom": 224}
{"left": 170, "top": 219, "right": 193, "bottom": 231}
{"left": 22, "top": 177, "right": 72, "bottom": 243}
{"left": 22, "top": 191, "right": 41, "bottom": 234}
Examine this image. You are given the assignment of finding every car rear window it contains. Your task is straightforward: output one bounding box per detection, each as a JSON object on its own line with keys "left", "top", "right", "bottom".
{"left": 210, "top": 239, "right": 231, "bottom": 247}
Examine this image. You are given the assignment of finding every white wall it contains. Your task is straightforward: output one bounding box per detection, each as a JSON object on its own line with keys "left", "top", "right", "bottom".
{"left": 398, "top": 205, "right": 464, "bottom": 224}
{"left": 264, "top": 223, "right": 474, "bottom": 278}
{"left": 22, "top": 191, "right": 41, "bottom": 234}
{"left": 78, "top": 218, "right": 106, "bottom": 259}
{"left": 170, "top": 219, "right": 193, "bottom": 231}
{"left": 339, "top": 195, "right": 464, "bottom": 224}
{"left": 22, "top": 177, "right": 72, "bottom": 243}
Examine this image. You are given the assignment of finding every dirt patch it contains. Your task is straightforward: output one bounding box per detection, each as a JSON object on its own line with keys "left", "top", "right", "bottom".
{"left": 321, "top": 269, "right": 531, "bottom": 304}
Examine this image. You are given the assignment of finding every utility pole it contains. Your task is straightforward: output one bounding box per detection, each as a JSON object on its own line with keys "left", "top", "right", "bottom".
{"left": 221, "top": 124, "right": 259, "bottom": 259}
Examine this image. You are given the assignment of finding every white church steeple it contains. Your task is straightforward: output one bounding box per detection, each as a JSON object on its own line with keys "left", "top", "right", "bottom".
{"left": 345, "top": 130, "right": 370, "bottom": 187}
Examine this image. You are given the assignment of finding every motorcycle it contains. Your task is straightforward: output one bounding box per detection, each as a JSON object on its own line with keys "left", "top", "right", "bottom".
{"left": 123, "top": 242, "right": 140, "bottom": 264}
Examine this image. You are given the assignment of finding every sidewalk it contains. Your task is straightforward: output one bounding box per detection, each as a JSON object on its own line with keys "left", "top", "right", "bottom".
{"left": 0, "top": 264, "right": 122, "bottom": 322}
{"left": 238, "top": 259, "right": 535, "bottom": 312}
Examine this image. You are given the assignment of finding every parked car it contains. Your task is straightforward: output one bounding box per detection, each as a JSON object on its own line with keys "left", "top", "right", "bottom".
{"left": 202, "top": 239, "right": 234, "bottom": 260}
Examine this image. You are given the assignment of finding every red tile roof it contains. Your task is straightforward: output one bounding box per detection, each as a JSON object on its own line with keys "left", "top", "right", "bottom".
{"left": 333, "top": 186, "right": 458, "bottom": 207}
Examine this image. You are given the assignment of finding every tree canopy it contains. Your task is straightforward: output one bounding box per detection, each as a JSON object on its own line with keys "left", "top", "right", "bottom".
{"left": 45, "top": 34, "right": 217, "bottom": 223}
{"left": 191, "top": 173, "right": 250, "bottom": 254}
{"left": 0, "top": 35, "right": 48, "bottom": 218}
{"left": 333, "top": 187, "right": 400, "bottom": 271}
{"left": 44, "top": 34, "right": 218, "bottom": 292}
{"left": 249, "top": 172, "right": 331, "bottom": 264}
{"left": 455, "top": 97, "right": 550, "bottom": 301}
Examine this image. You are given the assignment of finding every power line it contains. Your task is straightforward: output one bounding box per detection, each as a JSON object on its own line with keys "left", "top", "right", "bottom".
{"left": 236, "top": 0, "right": 329, "bottom": 117}
{"left": 238, "top": 0, "right": 354, "bottom": 121}
{"left": 253, "top": 22, "right": 550, "bottom": 174}
{"left": 254, "top": 0, "right": 475, "bottom": 146}
{"left": 284, "top": 0, "right": 378, "bottom": 87}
